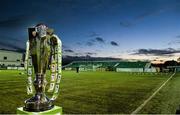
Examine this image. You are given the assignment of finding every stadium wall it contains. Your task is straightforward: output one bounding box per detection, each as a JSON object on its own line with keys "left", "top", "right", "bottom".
{"left": 116, "top": 68, "right": 157, "bottom": 72}
{"left": 116, "top": 68, "right": 143, "bottom": 72}
{"left": 144, "top": 68, "right": 156, "bottom": 72}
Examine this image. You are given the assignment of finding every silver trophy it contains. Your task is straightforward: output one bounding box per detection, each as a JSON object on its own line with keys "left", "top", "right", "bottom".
{"left": 24, "top": 24, "right": 62, "bottom": 112}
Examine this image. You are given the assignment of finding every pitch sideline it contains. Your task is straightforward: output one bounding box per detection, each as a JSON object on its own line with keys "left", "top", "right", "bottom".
{"left": 131, "top": 72, "right": 176, "bottom": 114}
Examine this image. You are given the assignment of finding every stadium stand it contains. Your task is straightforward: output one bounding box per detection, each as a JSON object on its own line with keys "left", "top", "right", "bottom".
{"left": 63, "top": 61, "right": 156, "bottom": 72}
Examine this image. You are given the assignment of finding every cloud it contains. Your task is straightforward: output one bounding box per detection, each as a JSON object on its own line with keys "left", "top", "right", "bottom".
{"left": 110, "top": 41, "right": 119, "bottom": 46}
{"left": 135, "top": 9, "right": 165, "bottom": 20}
{"left": 73, "top": 52, "right": 97, "bottom": 56}
{"left": 167, "top": 39, "right": 180, "bottom": 45}
{"left": 133, "top": 48, "right": 180, "bottom": 56}
{"left": 64, "top": 50, "right": 97, "bottom": 57}
{"left": 85, "top": 52, "right": 97, "bottom": 55}
{"left": 86, "top": 36, "right": 105, "bottom": 46}
{"left": 64, "top": 49, "right": 74, "bottom": 53}
{"left": 95, "top": 37, "right": 105, "bottom": 43}
{"left": 86, "top": 41, "right": 94, "bottom": 46}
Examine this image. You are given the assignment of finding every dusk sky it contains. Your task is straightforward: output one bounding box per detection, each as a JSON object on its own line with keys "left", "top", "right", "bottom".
{"left": 0, "top": 0, "right": 180, "bottom": 60}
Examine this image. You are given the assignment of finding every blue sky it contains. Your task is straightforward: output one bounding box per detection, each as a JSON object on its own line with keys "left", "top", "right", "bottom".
{"left": 0, "top": 0, "right": 180, "bottom": 60}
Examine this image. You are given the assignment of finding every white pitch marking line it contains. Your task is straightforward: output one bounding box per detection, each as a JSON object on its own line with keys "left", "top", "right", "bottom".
{"left": 131, "top": 72, "right": 176, "bottom": 114}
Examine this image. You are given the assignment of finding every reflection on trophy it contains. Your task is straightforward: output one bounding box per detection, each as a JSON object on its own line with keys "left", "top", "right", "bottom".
{"left": 17, "top": 24, "right": 62, "bottom": 114}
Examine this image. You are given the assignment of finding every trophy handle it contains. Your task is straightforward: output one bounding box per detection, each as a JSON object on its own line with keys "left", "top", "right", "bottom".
{"left": 47, "top": 35, "right": 62, "bottom": 101}
{"left": 25, "top": 41, "right": 35, "bottom": 95}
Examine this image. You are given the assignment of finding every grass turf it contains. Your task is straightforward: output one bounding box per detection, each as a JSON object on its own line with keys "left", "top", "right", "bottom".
{"left": 139, "top": 73, "right": 180, "bottom": 114}
{"left": 0, "top": 70, "right": 178, "bottom": 114}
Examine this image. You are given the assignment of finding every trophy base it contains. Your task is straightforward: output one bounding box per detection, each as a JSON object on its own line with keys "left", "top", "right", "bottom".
{"left": 23, "top": 95, "right": 54, "bottom": 112}
{"left": 17, "top": 106, "right": 62, "bottom": 115}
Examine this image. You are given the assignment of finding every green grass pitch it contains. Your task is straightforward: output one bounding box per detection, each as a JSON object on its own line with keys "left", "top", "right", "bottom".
{"left": 0, "top": 70, "right": 180, "bottom": 114}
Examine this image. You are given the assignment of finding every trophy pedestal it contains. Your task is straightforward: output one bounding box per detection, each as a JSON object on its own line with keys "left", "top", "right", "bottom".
{"left": 17, "top": 106, "right": 62, "bottom": 115}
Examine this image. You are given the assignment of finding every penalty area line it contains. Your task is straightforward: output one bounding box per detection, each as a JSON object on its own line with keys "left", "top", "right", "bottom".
{"left": 131, "top": 72, "right": 176, "bottom": 114}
